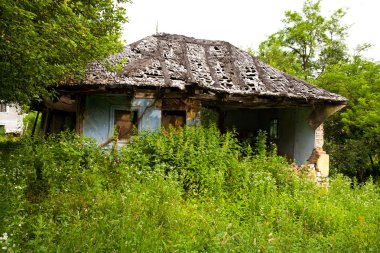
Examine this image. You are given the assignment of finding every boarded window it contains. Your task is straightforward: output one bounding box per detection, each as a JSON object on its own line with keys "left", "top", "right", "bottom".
{"left": 162, "top": 110, "right": 186, "bottom": 130}
{"left": 0, "top": 104, "right": 6, "bottom": 112}
{"left": 269, "top": 119, "right": 279, "bottom": 140}
{"left": 114, "top": 110, "right": 137, "bottom": 140}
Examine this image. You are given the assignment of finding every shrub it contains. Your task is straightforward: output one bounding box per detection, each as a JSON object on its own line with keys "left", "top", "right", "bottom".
{"left": 0, "top": 127, "right": 379, "bottom": 252}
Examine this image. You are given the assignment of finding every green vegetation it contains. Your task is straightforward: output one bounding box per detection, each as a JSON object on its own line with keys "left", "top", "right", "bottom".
{"left": 0, "top": 0, "right": 128, "bottom": 104}
{"left": 22, "top": 111, "right": 41, "bottom": 137}
{"left": 1, "top": 128, "right": 379, "bottom": 252}
{"left": 256, "top": 0, "right": 380, "bottom": 181}
{"left": 318, "top": 54, "right": 380, "bottom": 181}
{"left": 258, "top": 0, "right": 347, "bottom": 80}
{"left": 1, "top": 0, "right": 379, "bottom": 250}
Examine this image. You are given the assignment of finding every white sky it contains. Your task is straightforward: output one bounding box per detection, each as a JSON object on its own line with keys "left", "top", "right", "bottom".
{"left": 122, "top": 0, "right": 380, "bottom": 61}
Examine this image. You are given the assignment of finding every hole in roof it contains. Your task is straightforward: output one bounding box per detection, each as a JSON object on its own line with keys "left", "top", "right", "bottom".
{"left": 132, "top": 48, "right": 141, "bottom": 53}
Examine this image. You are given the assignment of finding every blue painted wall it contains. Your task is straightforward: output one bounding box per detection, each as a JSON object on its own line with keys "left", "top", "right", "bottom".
{"left": 83, "top": 95, "right": 160, "bottom": 144}
{"left": 293, "top": 108, "right": 315, "bottom": 164}
{"left": 83, "top": 94, "right": 316, "bottom": 164}
{"left": 223, "top": 107, "right": 315, "bottom": 164}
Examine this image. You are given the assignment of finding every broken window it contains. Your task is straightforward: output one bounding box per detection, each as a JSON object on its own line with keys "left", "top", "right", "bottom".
{"left": 114, "top": 110, "right": 138, "bottom": 141}
{"left": 269, "top": 119, "right": 279, "bottom": 140}
{"left": 0, "top": 104, "right": 6, "bottom": 112}
{"left": 161, "top": 110, "right": 186, "bottom": 130}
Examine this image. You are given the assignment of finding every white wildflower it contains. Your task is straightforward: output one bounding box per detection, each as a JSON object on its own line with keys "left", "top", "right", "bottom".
{"left": 0, "top": 232, "right": 8, "bottom": 241}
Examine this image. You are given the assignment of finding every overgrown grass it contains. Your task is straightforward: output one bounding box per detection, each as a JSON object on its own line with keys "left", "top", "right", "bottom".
{"left": 1, "top": 126, "right": 379, "bottom": 252}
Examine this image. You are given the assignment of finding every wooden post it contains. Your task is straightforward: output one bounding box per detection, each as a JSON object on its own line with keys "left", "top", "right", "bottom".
{"left": 31, "top": 111, "right": 40, "bottom": 137}
{"left": 76, "top": 95, "right": 85, "bottom": 135}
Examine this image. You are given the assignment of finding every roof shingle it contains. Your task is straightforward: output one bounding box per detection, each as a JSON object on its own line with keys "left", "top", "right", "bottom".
{"left": 73, "top": 33, "right": 347, "bottom": 103}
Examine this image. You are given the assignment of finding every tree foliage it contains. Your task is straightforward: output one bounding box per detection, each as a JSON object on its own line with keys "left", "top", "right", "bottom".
{"left": 0, "top": 0, "right": 128, "bottom": 104}
{"left": 257, "top": 0, "right": 380, "bottom": 180}
{"left": 258, "top": 0, "right": 347, "bottom": 80}
{"left": 316, "top": 53, "right": 380, "bottom": 180}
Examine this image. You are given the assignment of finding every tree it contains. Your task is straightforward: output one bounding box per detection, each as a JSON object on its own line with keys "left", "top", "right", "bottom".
{"left": 258, "top": 0, "right": 348, "bottom": 80}
{"left": 316, "top": 52, "right": 380, "bottom": 180}
{"left": 257, "top": 0, "right": 380, "bottom": 181}
{"left": 0, "top": 0, "right": 128, "bottom": 104}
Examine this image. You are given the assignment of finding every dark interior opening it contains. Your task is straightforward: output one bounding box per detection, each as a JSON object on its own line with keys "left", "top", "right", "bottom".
{"left": 47, "top": 110, "right": 76, "bottom": 134}
{"left": 162, "top": 110, "right": 186, "bottom": 130}
{"left": 114, "top": 110, "right": 138, "bottom": 140}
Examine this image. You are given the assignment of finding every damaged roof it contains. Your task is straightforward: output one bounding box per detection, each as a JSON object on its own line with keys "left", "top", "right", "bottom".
{"left": 70, "top": 33, "right": 347, "bottom": 103}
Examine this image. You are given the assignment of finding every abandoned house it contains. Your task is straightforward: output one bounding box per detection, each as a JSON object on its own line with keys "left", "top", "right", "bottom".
{"left": 38, "top": 33, "right": 347, "bottom": 175}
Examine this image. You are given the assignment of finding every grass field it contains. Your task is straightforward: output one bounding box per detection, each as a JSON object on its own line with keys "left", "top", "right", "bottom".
{"left": 1, "top": 127, "right": 379, "bottom": 252}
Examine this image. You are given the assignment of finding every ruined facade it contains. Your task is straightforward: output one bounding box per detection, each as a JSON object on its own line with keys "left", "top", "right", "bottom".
{"left": 39, "top": 34, "right": 347, "bottom": 174}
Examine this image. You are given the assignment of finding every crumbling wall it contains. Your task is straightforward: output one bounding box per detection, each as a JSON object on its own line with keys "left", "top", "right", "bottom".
{"left": 314, "top": 124, "right": 324, "bottom": 148}
{"left": 307, "top": 147, "right": 329, "bottom": 185}
{"left": 305, "top": 123, "right": 329, "bottom": 184}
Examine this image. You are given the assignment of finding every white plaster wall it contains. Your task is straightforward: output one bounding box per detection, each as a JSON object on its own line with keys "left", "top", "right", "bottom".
{"left": 0, "top": 104, "right": 23, "bottom": 134}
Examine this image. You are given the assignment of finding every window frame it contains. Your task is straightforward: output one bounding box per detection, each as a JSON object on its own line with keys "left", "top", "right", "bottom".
{"left": 269, "top": 118, "right": 279, "bottom": 140}
{"left": 109, "top": 105, "right": 141, "bottom": 142}
{"left": 161, "top": 110, "right": 187, "bottom": 130}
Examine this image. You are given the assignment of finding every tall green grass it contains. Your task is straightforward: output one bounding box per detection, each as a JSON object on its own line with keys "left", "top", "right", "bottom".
{"left": 0, "top": 126, "right": 379, "bottom": 252}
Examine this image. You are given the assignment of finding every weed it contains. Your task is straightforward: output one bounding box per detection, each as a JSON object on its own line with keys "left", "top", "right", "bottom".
{"left": 0, "top": 127, "right": 379, "bottom": 252}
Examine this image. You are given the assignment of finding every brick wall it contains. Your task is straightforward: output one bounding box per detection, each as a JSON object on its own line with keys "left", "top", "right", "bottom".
{"left": 314, "top": 124, "right": 324, "bottom": 148}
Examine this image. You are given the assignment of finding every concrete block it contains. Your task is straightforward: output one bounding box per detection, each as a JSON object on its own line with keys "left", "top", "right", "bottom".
{"left": 317, "top": 154, "right": 329, "bottom": 177}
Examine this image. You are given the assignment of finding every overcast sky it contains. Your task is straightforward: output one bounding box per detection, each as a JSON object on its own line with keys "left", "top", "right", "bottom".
{"left": 122, "top": 0, "right": 380, "bottom": 61}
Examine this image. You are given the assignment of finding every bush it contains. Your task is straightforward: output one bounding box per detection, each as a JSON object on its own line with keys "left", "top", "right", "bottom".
{"left": 0, "top": 127, "right": 379, "bottom": 252}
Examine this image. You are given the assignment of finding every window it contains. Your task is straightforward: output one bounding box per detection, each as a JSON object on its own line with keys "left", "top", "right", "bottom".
{"left": 0, "top": 104, "right": 6, "bottom": 112}
{"left": 269, "top": 119, "right": 279, "bottom": 140}
{"left": 162, "top": 110, "right": 186, "bottom": 130}
{"left": 114, "top": 110, "right": 138, "bottom": 141}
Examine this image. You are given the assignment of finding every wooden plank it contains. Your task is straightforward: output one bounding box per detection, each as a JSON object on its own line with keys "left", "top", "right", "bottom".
{"left": 75, "top": 95, "right": 85, "bottom": 135}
